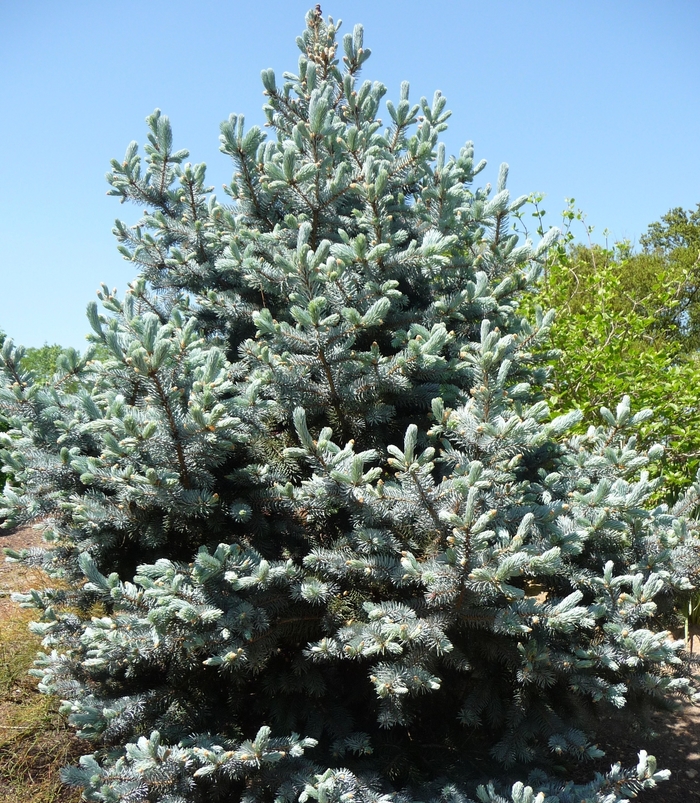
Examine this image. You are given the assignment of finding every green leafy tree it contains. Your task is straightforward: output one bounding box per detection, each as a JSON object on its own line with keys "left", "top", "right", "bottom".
{"left": 641, "top": 203, "right": 700, "bottom": 347}
{"left": 518, "top": 201, "right": 700, "bottom": 499}
{"left": 1, "top": 10, "right": 699, "bottom": 803}
{"left": 21, "top": 343, "right": 63, "bottom": 384}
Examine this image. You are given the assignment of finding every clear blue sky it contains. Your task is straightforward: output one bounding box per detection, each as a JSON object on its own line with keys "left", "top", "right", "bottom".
{"left": 1, "top": 1, "right": 699, "bottom": 349}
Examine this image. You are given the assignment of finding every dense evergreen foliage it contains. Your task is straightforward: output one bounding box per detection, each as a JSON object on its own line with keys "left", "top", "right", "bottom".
{"left": 1, "top": 10, "right": 699, "bottom": 802}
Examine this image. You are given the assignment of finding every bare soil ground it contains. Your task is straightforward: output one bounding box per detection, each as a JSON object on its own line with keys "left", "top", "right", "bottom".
{"left": 594, "top": 687, "right": 700, "bottom": 802}
{"left": 1, "top": 526, "right": 699, "bottom": 802}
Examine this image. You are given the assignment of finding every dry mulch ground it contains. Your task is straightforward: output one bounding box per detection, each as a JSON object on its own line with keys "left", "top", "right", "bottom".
{"left": 0, "top": 525, "right": 82, "bottom": 803}
{"left": 1, "top": 526, "right": 699, "bottom": 802}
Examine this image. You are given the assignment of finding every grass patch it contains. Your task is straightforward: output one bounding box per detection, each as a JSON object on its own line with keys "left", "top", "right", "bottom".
{"left": 0, "top": 563, "right": 83, "bottom": 803}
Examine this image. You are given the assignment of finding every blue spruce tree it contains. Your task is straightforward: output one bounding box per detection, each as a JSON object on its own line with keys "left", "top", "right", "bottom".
{"left": 1, "top": 8, "right": 699, "bottom": 802}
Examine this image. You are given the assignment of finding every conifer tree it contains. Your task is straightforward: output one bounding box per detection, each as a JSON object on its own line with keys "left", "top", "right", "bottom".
{"left": 1, "top": 9, "right": 699, "bottom": 802}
